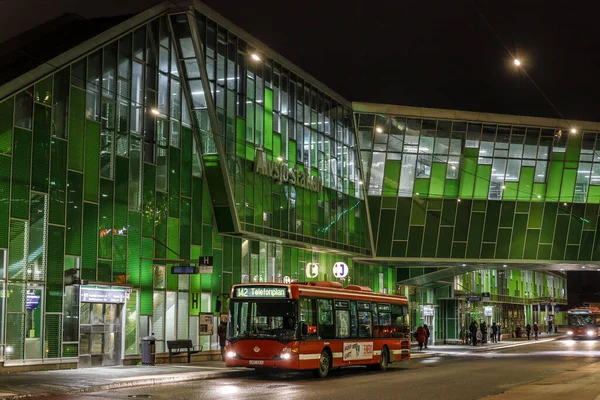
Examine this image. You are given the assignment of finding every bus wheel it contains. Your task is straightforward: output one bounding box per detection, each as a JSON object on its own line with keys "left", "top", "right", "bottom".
{"left": 313, "top": 350, "right": 331, "bottom": 378}
{"left": 375, "top": 347, "right": 389, "bottom": 371}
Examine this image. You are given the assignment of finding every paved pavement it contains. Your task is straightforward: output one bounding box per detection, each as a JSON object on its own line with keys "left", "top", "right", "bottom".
{"left": 0, "top": 333, "right": 564, "bottom": 399}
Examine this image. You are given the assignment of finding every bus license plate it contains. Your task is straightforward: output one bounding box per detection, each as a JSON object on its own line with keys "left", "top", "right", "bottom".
{"left": 249, "top": 360, "right": 264, "bottom": 365}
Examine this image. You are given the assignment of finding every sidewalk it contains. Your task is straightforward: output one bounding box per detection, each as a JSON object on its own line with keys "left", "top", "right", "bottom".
{"left": 411, "top": 332, "right": 565, "bottom": 355}
{"left": 0, "top": 361, "right": 250, "bottom": 399}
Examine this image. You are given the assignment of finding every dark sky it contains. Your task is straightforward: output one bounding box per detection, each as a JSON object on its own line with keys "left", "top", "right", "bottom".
{"left": 2, "top": 0, "right": 600, "bottom": 121}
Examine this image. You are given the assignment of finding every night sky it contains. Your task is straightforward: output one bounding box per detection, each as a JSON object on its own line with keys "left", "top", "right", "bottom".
{"left": 2, "top": 0, "right": 600, "bottom": 301}
{"left": 2, "top": 0, "right": 600, "bottom": 121}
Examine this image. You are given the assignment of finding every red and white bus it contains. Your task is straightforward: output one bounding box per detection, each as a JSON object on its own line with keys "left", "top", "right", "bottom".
{"left": 567, "top": 307, "right": 600, "bottom": 339}
{"left": 224, "top": 281, "right": 411, "bottom": 378}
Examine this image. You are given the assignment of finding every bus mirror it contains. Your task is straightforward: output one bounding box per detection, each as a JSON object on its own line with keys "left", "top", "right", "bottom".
{"left": 301, "top": 322, "right": 308, "bottom": 336}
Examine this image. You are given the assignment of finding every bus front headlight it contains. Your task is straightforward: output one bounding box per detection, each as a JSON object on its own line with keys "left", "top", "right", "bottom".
{"left": 587, "top": 330, "right": 595, "bottom": 337}
{"left": 227, "top": 351, "right": 237, "bottom": 358}
{"left": 567, "top": 331, "right": 573, "bottom": 335}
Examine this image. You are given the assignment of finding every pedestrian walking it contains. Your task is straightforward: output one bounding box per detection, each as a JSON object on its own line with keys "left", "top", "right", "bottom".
{"left": 526, "top": 323, "right": 531, "bottom": 340}
{"left": 218, "top": 315, "right": 228, "bottom": 359}
{"left": 469, "top": 321, "right": 478, "bottom": 346}
{"left": 415, "top": 325, "right": 427, "bottom": 351}
{"left": 548, "top": 320, "right": 553, "bottom": 334}
{"left": 497, "top": 324, "right": 502, "bottom": 342}
{"left": 533, "top": 322, "right": 539, "bottom": 340}
{"left": 491, "top": 322, "right": 498, "bottom": 343}
{"left": 424, "top": 324, "right": 431, "bottom": 349}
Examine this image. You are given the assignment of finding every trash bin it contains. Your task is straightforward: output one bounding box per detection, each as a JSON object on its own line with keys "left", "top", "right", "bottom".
{"left": 141, "top": 336, "right": 156, "bottom": 365}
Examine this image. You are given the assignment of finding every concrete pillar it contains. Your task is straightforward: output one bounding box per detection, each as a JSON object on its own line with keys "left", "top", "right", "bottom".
{"left": 530, "top": 304, "right": 534, "bottom": 325}
{"left": 537, "top": 303, "right": 541, "bottom": 324}
{"left": 524, "top": 304, "right": 528, "bottom": 326}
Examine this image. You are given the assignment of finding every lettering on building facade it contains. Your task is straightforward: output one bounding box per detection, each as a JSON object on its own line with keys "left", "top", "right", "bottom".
{"left": 254, "top": 149, "right": 323, "bottom": 193}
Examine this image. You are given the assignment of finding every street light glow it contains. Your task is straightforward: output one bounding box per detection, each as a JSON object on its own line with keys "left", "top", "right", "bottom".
{"left": 571, "top": 128, "right": 577, "bottom": 134}
{"left": 251, "top": 53, "right": 261, "bottom": 61}
{"left": 150, "top": 108, "right": 160, "bottom": 115}
{"left": 375, "top": 127, "right": 383, "bottom": 133}
{"left": 514, "top": 59, "right": 521, "bottom": 66}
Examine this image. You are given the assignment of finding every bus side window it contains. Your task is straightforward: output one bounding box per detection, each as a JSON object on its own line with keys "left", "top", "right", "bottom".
{"left": 372, "top": 304, "right": 379, "bottom": 338}
{"left": 357, "top": 302, "right": 372, "bottom": 338}
{"left": 350, "top": 301, "right": 358, "bottom": 337}
{"left": 299, "top": 298, "right": 317, "bottom": 339}
{"left": 391, "top": 304, "right": 409, "bottom": 338}
{"left": 376, "top": 304, "right": 392, "bottom": 338}
{"left": 317, "top": 299, "right": 335, "bottom": 339}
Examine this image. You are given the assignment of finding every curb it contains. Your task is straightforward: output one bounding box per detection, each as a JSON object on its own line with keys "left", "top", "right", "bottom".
{"left": 0, "top": 369, "right": 255, "bottom": 400}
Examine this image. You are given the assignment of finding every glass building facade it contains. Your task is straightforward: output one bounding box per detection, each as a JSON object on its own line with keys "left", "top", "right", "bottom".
{"left": 0, "top": 2, "right": 576, "bottom": 368}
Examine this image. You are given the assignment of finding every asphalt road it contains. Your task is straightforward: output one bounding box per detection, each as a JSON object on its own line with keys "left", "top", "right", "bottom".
{"left": 33, "top": 339, "right": 600, "bottom": 400}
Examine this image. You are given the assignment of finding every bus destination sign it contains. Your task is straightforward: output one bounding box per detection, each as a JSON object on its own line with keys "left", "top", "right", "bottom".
{"left": 234, "top": 286, "right": 288, "bottom": 298}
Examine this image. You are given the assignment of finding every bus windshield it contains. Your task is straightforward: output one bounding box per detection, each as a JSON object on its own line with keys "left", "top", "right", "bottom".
{"left": 568, "top": 314, "right": 595, "bottom": 326}
{"left": 229, "top": 299, "right": 297, "bottom": 342}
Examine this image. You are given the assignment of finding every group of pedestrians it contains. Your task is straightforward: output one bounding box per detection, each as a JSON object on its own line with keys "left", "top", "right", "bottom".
{"left": 468, "top": 321, "right": 501, "bottom": 345}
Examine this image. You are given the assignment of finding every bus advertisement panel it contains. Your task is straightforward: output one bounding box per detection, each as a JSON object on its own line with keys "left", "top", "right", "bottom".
{"left": 224, "top": 281, "right": 411, "bottom": 378}
{"left": 567, "top": 307, "right": 600, "bottom": 339}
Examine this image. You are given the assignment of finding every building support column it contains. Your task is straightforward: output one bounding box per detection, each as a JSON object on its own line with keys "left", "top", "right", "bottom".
{"left": 537, "top": 303, "right": 541, "bottom": 324}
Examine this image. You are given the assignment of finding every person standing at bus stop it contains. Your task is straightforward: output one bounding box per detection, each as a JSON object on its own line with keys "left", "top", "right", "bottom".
{"left": 533, "top": 322, "right": 539, "bottom": 340}
{"left": 525, "top": 323, "right": 532, "bottom": 340}
{"left": 469, "top": 321, "right": 478, "bottom": 346}
{"left": 415, "top": 325, "right": 427, "bottom": 351}
{"left": 423, "top": 324, "right": 431, "bottom": 349}
{"left": 218, "top": 316, "right": 228, "bottom": 359}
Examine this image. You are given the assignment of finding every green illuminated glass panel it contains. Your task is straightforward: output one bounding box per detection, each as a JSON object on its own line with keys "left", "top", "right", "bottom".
{"left": 546, "top": 162, "right": 563, "bottom": 202}
{"left": 181, "top": 126, "right": 192, "bottom": 198}
{"left": 84, "top": 120, "right": 100, "bottom": 202}
{"left": 68, "top": 87, "right": 86, "bottom": 171}
{"left": 473, "top": 165, "right": 491, "bottom": 199}
{"left": 97, "top": 260, "right": 112, "bottom": 283}
{"left": 46, "top": 225, "right": 64, "bottom": 312}
{"left": 31, "top": 104, "right": 52, "bottom": 192}
{"left": 155, "top": 192, "right": 168, "bottom": 258}
{"left": 142, "top": 163, "right": 156, "bottom": 237}
{"left": 113, "top": 235, "right": 127, "bottom": 282}
{"left": 114, "top": 156, "right": 129, "bottom": 231}
{"left": 167, "top": 218, "right": 179, "bottom": 291}
{"left": 0, "top": 97, "right": 13, "bottom": 154}
{"left": 588, "top": 186, "right": 600, "bottom": 204}
{"left": 502, "top": 182, "right": 518, "bottom": 201}
{"left": 44, "top": 314, "right": 62, "bottom": 359}
{"left": 82, "top": 202, "right": 98, "bottom": 281}
{"left": 459, "top": 156, "right": 476, "bottom": 198}
{"left": 128, "top": 211, "right": 141, "bottom": 286}
{"left": 141, "top": 238, "right": 153, "bottom": 314}
{"left": 192, "top": 177, "right": 203, "bottom": 245}
{"left": 518, "top": 167, "right": 534, "bottom": 201}
{"left": 0, "top": 156, "right": 10, "bottom": 247}
{"left": 382, "top": 160, "right": 401, "bottom": 196}
{"left": 264, "top": 88, "right": 273, "bottom": 150}
{"left": 169, "top": 147, "right": 180, "bottom": 217}
{"left": 429, "top": 163, "right": 446, "bottom": 198}
{"left": 8, "top": 220, "right": 26, "bottom": 280}
{"left": 11, "top": 128, "right": 32, "bottom": 219}
{"left": 559, "top": 169, "right": 576, "bottom": 203}
{"left": 181, "top": 198, "right": 191, "bottom": 259}
{"left": 98, "top": 179, "right": 114, "bottom": 259}
{"left": 65, "top": 171, "right": 83, "bottom": 255}
{"left": 49, "top": 139, "right": 67, "bottom": 224}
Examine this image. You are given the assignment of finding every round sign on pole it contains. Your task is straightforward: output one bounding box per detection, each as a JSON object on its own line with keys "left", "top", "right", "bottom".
{"left": 332, "top": 262, "right": 348, "bottom": 278}
{"left": 305, "top": 263, "right": 319, "bottom": 278}
{"left": 283, "top": 276, "right": 291, "bottom": 284}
